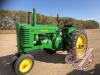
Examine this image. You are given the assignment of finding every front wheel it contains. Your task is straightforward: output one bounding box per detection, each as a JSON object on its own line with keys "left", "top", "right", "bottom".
{"left": 14, "top": 54, "right": 34, "bottom": 75}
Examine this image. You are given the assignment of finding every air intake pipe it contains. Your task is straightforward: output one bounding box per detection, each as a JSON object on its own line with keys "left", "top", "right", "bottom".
{"left": 33, "top": 8, "right": 36, "bottom": 26}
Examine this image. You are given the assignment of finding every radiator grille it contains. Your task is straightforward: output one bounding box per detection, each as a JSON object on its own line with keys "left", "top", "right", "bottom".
{"left": 20, "top": 28, "right": 30, "bottom": 46}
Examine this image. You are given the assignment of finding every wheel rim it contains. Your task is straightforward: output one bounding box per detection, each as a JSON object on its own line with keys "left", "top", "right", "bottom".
{"left": 19, "top": 58, "right": 32, "bottom": 73}
{"left": 76, "top": 34, "right": 87, "bottom": 59}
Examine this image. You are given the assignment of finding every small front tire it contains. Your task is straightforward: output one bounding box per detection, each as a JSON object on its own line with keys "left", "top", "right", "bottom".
{"left": 11, "top": 55, "right": 18, "bottom": 70}
{"left": 14, "top": 54, "right": 34, "bottom": 75}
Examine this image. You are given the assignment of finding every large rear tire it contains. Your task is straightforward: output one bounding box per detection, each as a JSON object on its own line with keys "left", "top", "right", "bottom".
{"left": 69, "top": 30, "right": 88, "bottom": 60}
{"left": 14, "top": 54, "right": 34, "bottom": 75}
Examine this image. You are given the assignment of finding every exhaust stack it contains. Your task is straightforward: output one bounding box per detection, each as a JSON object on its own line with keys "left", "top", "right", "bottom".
{"left": 28, "top": 12, "right": 32, "bottom": 24}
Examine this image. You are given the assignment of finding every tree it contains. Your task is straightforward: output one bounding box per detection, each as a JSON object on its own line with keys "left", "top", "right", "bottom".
{"left": 0, "top": 9, "right": 99, "bottom": 30}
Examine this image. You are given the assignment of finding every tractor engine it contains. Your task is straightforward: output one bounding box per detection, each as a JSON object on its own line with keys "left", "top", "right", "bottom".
{"left": 16, "top": 23, "right": 62, "bottom": 54}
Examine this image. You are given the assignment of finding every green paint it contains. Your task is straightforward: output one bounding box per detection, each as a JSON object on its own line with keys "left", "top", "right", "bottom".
{"left": 16, "top": 8, "right": 77, "bottom": 54}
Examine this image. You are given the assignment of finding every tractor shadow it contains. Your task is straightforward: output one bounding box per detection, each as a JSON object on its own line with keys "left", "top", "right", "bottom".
{"left": 31, "top": 50, "right": 66, "bottom": 64}
{"left": 67, "top": 64, "right": 100, "bottom": 75}
{"left": 0, "top": 50, "right": 66, "bottom": 75}
{"left": 0, "top": 55, "right": 17, "bottom": 75}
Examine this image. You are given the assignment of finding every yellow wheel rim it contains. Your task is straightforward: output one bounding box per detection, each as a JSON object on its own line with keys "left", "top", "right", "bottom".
{"left": 19, "top": 58, "right": 32, "bottom": 73}
{"left": 76, "top": 34, "right": 87, "bottom": 59}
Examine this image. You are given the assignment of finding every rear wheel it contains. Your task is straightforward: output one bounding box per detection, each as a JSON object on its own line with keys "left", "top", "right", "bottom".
{"left": 69, "top": 30, "right": 88, "bottom": 60}
{"left": 14, "top": 54, "right": 34, "bottom": 75}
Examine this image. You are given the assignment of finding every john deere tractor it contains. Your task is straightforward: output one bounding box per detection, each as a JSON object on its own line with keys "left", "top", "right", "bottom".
{"left": 12, "top": 8, "right": 88, "bottom": 75}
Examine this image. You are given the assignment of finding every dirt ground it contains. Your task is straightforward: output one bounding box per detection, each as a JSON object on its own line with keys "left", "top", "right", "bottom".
{"left": 0, "top": 29, "right": 100, "bottom": 75}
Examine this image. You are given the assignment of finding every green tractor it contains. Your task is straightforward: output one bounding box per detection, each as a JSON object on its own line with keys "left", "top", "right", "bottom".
{"left": 12, "top": 8, "right": 88, "bottom": 75}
